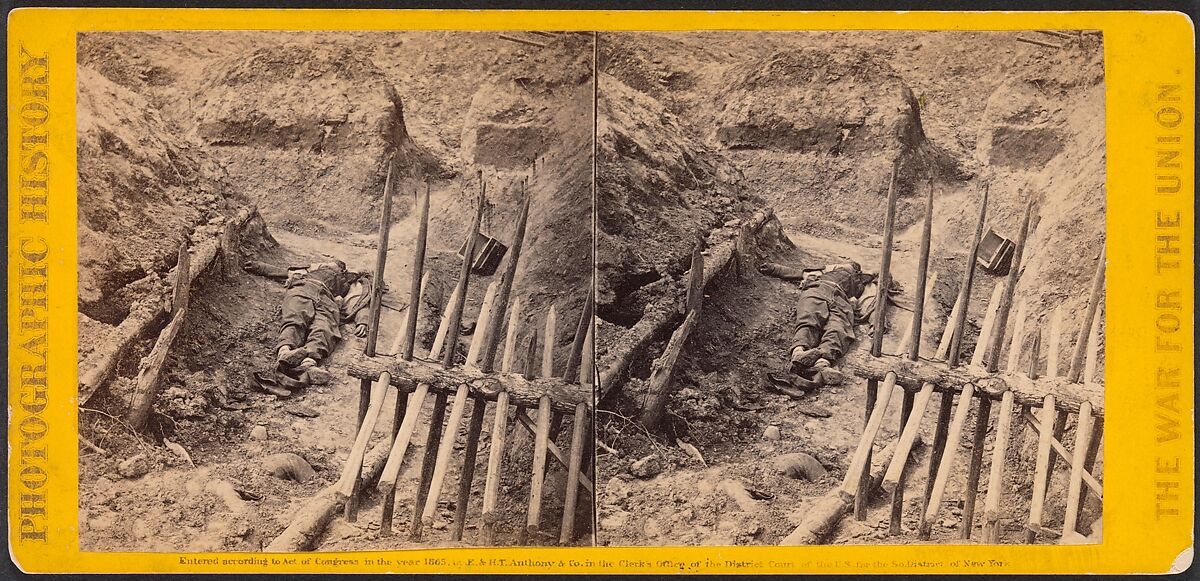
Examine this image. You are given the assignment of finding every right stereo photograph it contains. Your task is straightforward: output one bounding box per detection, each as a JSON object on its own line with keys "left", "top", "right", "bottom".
{"left": 593, "top": 30, "right": 1106, "bottom": 547}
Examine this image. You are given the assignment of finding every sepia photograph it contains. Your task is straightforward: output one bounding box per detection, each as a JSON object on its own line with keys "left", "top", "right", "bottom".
{"left": 76, "top": 30, "right": 596, "bottom": 551}
{"left": 593, "top": 30, "right": 1106, "bottom": 546}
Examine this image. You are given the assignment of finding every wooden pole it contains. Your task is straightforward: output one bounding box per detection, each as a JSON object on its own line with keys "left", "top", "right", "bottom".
{"left": 907, "top": 179, "right": 936, "bottom": 359}
{"left": 948, "top": 182, "right": 989, "bottom": 369}
{"left": 451, "top": 397, "right": 488, "bottom": 541}
{"left": 365, "top": 156, "right": 396, "bottom": 357}
{"left": 1047, "top": 305, "right": 1063, "bottom": 378}
{"left": 896, "top": 271, "right": 939, "bottom": 357}
{"left": 430, "top": 284, "right": 462, "bottom": 359}
{"left": 513, "top": 410, "right": 595, "bottom": 493}
{"left": 1083, "top": 309, "right": 1102, "bottom": 384}
{"left": 970, "top": 283, "right": 1005, "bottom": 367}
{"left": 639, "top": 310, "right": 699, "bottom": 429}
{"left": 442, "top": 173, "right": 488, "bottom": 370}
{"left": 411, "top": 391, "right": 448, "bottom": 539}
{"left": 465, "top": 281, "right": 499, "bottom": 369}
{"left": 1020, "top": 410, "right": 1103, "bottom": 497}
{"left": 960, "top": 395, "right": 993, "bottom": 539}
{"left": 860, "top": 164, "right": 899, "bottom": 521}
{"left": 982, "top": 390, "right": 1015, "bottom": 542}
{"left": 402, "top": 181, "right": 431, "bottom": 361}
{"left": 560, "top": 402, "right": 588, "bottom": 544}
{"left": 481, "top": 391, "right": 510, "bottom": 544}
{"left": 420, "top": 385, "right": 470, "bottom": 530}
{"left": 1006, "top": 301, "right": 1028, "bottom": 373}
{"left": 841, "top": 373, "right": 897, "bottom": 499}
{"left": 934, "top": 280, "right": 966, "bottom": 361}
{"left": 541, "top": 307, "right": 558, "bottom": 377}
{"left": 1062, "top": 402, "right": 1094, "bottom": 539}
{"left": 526, "top": 395, "right": 553, "bottom": 539}
{"left": 563, "top": 290, "right": 596, "bottom": 383}
{"left": 480, "top": 190, "right": 532, "bottom": 374}
{"left": 1068, "top": 248, "right": 1106, "bottom": 384}
{"left": 378, "top": 382, "right": 428, "bottom": 536}
{"left": 882, "top": 384, "right": 934, "bottom": 493}
{"left": 1026, "top": 394, "right": 1056, "bottom": 543}
{"left": 500, "top": 297, "right": 524, "bottom": 374}
{"left": 985, "top": 196, "right": 1035, "bottom": 374}
{"left": 919, "top": 383, "right": 975, "bottom": 540}
{"left": 336, "top": 373, "right": 389, "bottom": 521}
{"left": 579, "top": 320, "right": 595, "bottom": 387}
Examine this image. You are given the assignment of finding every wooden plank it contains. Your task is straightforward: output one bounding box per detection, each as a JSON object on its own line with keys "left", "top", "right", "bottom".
{"left": 919, "top": 383, "right": 975, "bottom": 540}
{"left": 401, "top": 182, "right": 431, "bottom": 360}
{"left": 560, "top": 402, "right": 588, "bottom": 544}
{"left": 451, "top": 397, "right": 488, "bottom": 541}
{"left": 982, "top": 390, "right": 1015, "bottom": 542}
{"left": 1062, "top": 402, "right": 1094, "bottom": 539}
{"left": 481, "top": 391, "right": 511, "bottom": 544}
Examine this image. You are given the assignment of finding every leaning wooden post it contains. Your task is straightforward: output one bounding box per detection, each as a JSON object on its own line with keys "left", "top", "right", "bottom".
{"left": 480, "top": 190, "right": 532, "bottom": 374}
{"left": 336, "top": 374, "right": 390, "bottom": 522}
{"left": 563, "top": 289, "right": 596, "bottom": 383}
{"left": 962, "top": 195, "right": 1033, "bottom": 539}
{"left": 127, "top": 242, "right": 191, "bottom": 430}
{"left": 481, "top": 389, "right": 512, "bottom": 545}
{"left": 348, "top": 155, "right": 397, "bottom": 521}
{"left": 411, "top": 390, "right": 448, "bottom": 540}
{"left": 451, "top": 397, "right": 488, "bottom": 541}
{"left": 442, "top": 172, "right": 488, "bottom": 370}
{"left": 1026, "top": 394, "right": 1057, "bottom": 543}
{"left": 1067, "top": 247, "right": 1106, "bottom": 384}
{"left": 421, "top": 383, "right": 471, "bottom": 531}
{"left": 923, "top": 183, "right": 988, "bottom": 516}
{"left": 560, "top": 402, "right": 589, "bottom": 544}
{"left": 981, "top": 390, "right": 1015, "bottom": 542}
{"left": 1062, "top": 402, "right": 1094, "bottom": 539}
{"left": 430, "top": 284, "right": 462, "bottom": 359}
{"left": 1043, "top": 305, "right": 1069, "bottom": 488}
{"left": 970, "top": 283, "right": 1005, "bottom": 368}
{"left": 640, "top": 244, "right": 703, "bottom": 429}
{"left": 888, "top": 179, "right": 935, "bottom": 534}
{"left": 500, "top": 297, "right": 524, "bottom": 374}
{"left": 541, "top": 307, "right": 558, "bottom": 377}
{"left": 525, "top": 395, "right": 553, "bottom": 540}
{"left": 841, "top": 373, "right": 897, "bottom": 502}
{"left": 919, "top": 383, "right": 976, "bottom": 540}
{"left": 466, "top": 281, "right": 500, "bottom": 368}
{"left": 378, "top": 383, "right": 429, "bottom": 536}
{"left": 860, "top": 163, "right": 899, "bottom": 521}
{"left": 1073, "top": 315, "right": 1105, "bottom": 529}
{"left": 402, "top": 180, "right": 431, "bottom": 361}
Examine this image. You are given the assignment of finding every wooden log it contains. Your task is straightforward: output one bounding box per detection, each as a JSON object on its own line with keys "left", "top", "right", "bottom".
{"left": 466, "top": 281, "right": 499, "bottom": 368}
{"left": 348, "top": 352, "right": 589, "bottom": 414}
{"left": 1047, "top": 305, "right": 1064, "bottom": 378}
{"left": 1075, "top": 414, "right": 1104, "bottom": 526}
{"left": 442, "top": 176, "right": 488, "bottom": 369}
{"left": 919, "top": 383, "right": 975, "bottom": 540}
{"left": 402, "top": 182, "right": 432, "bottom": 361}
{"left": 922, "top": 390, "right": 956, "bottom": 514}
{"left": 948, "top": 182, "right": 988, "bottom": 368}
{"left": 563, "top": 289, "right": 596, "bottom": 382}
{"left": 264, "top": 438, "right": 391, "bottom": 551}
{"left": 80, "top": 207, "right": 257, "bottom": 405}
{"left": 882, "top": 383, "right": 934, "bottom": 493}
{"left": 960, "top": 395, "right": 993, "bottom": 539}
{"left": 841, "top": 349, "right": 1104, "bottom": 416}
{"left": 840, "top": 373, "right": 897, "bottom": 499}
{"left": 452, "top": 397, "right": 487, "bottom": 541}
{"left": 780, "top": 440, "right": 914, "bottom": 545}
{"left": 500, "top": 297, "right": 524, "bottom": 374}
{"left": 541, "top": 306, "right": 558, "bottom": 377}
{"left": 480, "top": 192, "right": 531, "bottom": 373}
{"left": 514, "top": 409, "right": 595, "bottom": 493}
{"left": 1068, "top": 248, "right": 1106, "bottom": 384}
{"left": 1026, "top": 395, "right": 1057, "bottom": 543}
{"left": 481, "top": 390, "right": 510, "bottom": 545}
{"left": 1062, "top": 402, "right": 1093, "bottom": 538}
{"left": 905, "top": 179, "right": 936, "bottom": 360}
{"left": 421, "top": 384, "right": 470, "bottom": 528}
{"left": 560, "top": 402, "right": 588, "bottom": 544}
{"left": 1006, "top": 300, "right": 1028, "bottom": 372}
{"left": 335, "top": 373, "right": 390, "bottom": 522}
{"left": 430, "top": 284, "right": 462, "bottom": 359}
{"left": 411, "top": 391, "right": 448, "bottom": 539}
{"left": 871, "top": 164, "right": 899, "bottom": 357}
{"left": 378, "top": 383, "right": 428, "bottom": 536}
{"left": 599, "top": 210, "right": 774, "bottom": 399}
{"left": 365, "top": 155, "right": 396, "bottom": 357}
{"left": 934, "top": 282, "right": 966, "bottom": 360}
{"left": 888, "top": 388, "right": 916, "bottom": 534}
{"left": 896, "top": 271, "right": 939, "bottom": 357}
{"left": 985, "top": 196, "right": 1034, "bottom": 374}
{"left": 639, "top": 309, "right": 700, "bottom": 429}
{"left": 982, "top": 390, "right": 1015, "bottom": 542}
{"left": 971, "top": 282, "right": 1005, "bottom": 367}
{"left": 526, "top": 396, "right": 553, "bottom": 537}
{"left": 126, "top": 243, "right": 191, "bottom": 430}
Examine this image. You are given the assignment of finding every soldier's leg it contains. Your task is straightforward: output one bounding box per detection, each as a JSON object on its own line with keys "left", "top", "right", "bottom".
{"left": 817, "top": 302, "right": 856, "bottom": 361}
{"left": 278, "top": 293, "right": 316, "bottom": 365}
{"left": 791, "top": 295, "right": 831, "bottom": 370}
{"left": 301, "top": 304, "right": 340, "bottom": 363}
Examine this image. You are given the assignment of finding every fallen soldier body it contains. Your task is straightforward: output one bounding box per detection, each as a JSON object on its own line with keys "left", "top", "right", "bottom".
{"left": 759, "top": 260, "right": 877, "bottom": 395}
{"left": 244, "top": 259, "right": 373, "bottom": 390}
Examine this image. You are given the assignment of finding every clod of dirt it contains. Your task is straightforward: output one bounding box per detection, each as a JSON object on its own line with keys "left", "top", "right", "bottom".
{"left": 773, "top": 452, "right": 827, "bottom": 481}
{"left": 118, "top": 454, "right": 152, "bottom": 479}
{"left": 762, "top": 425, "right": 782, "bottom": 441}
{"left": 248, "top": 425, "right": 268, "bottom": 441}
{"left": 629, "top": 454, "right": 664, "bottom": 479}
{"left": 205, "top": 479, "right": 250, "bottom": 513}
{"left": 262, "top": 452, "right": 316, "bottom": 484}
{"left": 283, "top": 404, "right": 321, "bottom": 418}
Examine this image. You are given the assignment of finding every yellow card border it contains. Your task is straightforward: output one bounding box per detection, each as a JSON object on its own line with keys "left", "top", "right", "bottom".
{"left": 8, "top": 8, "right": 1195, "bottom": 575}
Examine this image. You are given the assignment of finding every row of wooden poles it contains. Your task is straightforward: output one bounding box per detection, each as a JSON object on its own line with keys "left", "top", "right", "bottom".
{"left": 335, "top": 160, "right": 595, "bottom": 545}
{"left": 840, "top": 167, "right": 1105, "bottom": 542}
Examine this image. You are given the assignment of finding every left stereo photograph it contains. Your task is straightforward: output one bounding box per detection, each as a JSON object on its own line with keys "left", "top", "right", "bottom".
{"left": 75, "top": 31, "right": 597, "bottom": 550}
